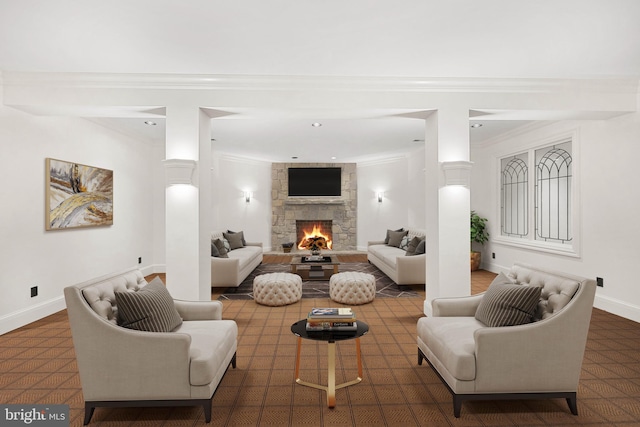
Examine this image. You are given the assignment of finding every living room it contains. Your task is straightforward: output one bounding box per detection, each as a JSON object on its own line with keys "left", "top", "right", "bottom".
{"left": 1, "top": 1, "right": 640, "bottom": 425}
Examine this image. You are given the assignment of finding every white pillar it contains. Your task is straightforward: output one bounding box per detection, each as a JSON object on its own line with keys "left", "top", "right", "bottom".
{"left": 164, "top": 105, "right": 212, "bottom": 301}
{"left": 424, "top": 106, "right": 472, "bottom": 316}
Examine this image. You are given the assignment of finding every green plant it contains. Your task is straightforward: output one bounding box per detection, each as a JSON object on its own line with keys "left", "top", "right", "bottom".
{"left": 470, "top": 210, "right": 489, "bottom": 250}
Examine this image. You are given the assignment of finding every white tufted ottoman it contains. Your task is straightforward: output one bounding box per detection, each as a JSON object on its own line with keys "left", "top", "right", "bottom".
{"left": 253, "top": 272, "right": 303, "bottom": 306}
{"left": 329, "top": 272, "right": 376, "bottom": 305}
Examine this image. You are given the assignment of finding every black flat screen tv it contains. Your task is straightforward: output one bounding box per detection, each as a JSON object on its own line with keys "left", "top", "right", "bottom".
{"left": 288, "top": 167, "right": 341, "bottom": 197}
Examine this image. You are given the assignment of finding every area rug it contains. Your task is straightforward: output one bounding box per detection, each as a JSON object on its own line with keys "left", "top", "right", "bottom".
{"left": 218, "top": 262, "right": 420, "bottom": 300}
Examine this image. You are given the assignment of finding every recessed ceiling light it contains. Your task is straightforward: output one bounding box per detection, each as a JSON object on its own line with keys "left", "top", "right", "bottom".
{"left": 144, "top": 120, "right": 157, "bottom": 126}
{"left": 311, "top": 122, "right": 322, "bottom": 127}
{"left": 413, "top": 139, "right": 425, "bottom": 143}
{"left": 470, "top": 123, "right": 483, "bottom": 128}
{"left": 331, "top": 156, "right": 337, "bottom": 160}
{"left": 291, "top": 156, "right": 298, "bottom": 159}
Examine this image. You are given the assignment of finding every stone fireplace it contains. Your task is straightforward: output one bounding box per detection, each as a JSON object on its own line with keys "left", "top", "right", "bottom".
{"left": 271, "top": 163, "right": 357, "bottom": 251}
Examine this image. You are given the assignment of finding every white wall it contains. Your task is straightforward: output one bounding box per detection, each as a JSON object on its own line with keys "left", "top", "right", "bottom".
{"left": 471, "top": 112, "right": 640, "bottom": 322}
{"left": 357, "top": 154, "right": 423, "bottom": 250}
{"left": 211, "top": 154, "right": 272, "bottom": 249}
{"left": 0, "top": 90, "right": 156, "bottom": 334}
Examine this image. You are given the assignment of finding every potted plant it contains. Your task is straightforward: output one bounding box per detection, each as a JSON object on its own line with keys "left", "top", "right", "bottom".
{"left": 470, "top": 210, "right": 489, "bottom": 271}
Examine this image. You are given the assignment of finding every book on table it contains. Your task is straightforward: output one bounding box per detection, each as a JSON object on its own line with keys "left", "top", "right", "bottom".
{"left": 306, "top": 307, "right": 356, "bottom": 331}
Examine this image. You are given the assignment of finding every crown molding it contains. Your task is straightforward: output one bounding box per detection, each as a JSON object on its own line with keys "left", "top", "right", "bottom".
{"left": 2, "top": 71, "right": 638, "bottom": 95}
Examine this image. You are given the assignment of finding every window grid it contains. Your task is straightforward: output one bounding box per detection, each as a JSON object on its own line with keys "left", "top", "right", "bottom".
{"left": 535, "top": 146, "right": 572, "bottom": 244}
{"left": 501, "top": 156, "right": 528, "bottom": 238}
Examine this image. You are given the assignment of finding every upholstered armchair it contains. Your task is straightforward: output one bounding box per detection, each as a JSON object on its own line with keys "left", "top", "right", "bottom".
{"left": 64, "top": 268, "right": 238, "bottom": 424}
{"left": 417, "top": 263, "right": 596, "bottom": 417}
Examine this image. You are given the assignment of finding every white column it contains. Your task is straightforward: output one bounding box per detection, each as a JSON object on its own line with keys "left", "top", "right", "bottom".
{"left": 164, "top": 105, "right": 212, "bottom": 301}
{"left": 424, "top": 106, "right": 472, "bottom": 316}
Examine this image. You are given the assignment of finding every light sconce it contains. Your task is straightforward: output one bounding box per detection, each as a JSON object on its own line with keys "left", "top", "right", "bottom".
{"left": 441, "top": 161, "right": 473, "bottom": 187}
{"left": 377, "top": 191, "right": 384, "bottom": 203}
{"left": 163, "top": 159, "right": 197, "bottom": 186}
{"left": 244, "top": 191, "right": 252, "bottom": 203}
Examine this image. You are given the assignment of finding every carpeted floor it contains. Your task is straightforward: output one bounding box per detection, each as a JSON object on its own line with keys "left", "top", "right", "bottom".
{"left": 2, "top": 269, "right": 640, "bottom": 426}
{"left": 218, "top": 262, "right": 421, "bottom": 301}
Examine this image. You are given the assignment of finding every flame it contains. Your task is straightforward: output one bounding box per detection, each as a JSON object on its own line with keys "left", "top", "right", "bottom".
{"left": 297, "top": 224, "right": 333, "bottom": 250}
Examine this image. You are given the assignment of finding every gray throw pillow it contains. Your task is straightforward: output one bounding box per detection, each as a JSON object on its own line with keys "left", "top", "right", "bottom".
{"left": 405, "top": 236, "right": 423, "bottom": 256}
{"left": 223, "top": 232, "right": 244, "bottom": 250}
{"left": 115, "top": 277, "right": 183, "bottom": 332}
{"left": 414, "top": 239, "right": 426, "bottom": 255}
{"left": 213, "top": 238, "right": 228, "bottom": 258}
{"left": 211, "top": 241, "right": 220, "bottom": 257}
{"left": 384, "top": 228, "right": 404, "bottom": 244}
{"left": 475, "top": 282, "right": 541, "bottom": 327}
{"left": 227, "top": 230, "right": 246, "bottom": 245}
{"left": 387, "top": 229, "right": 408, "bottom": 248}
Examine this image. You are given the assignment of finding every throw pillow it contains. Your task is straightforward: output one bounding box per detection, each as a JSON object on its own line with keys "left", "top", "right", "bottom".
{"left": 399, "top": 235, "right": 410, "bottom": 251}
{"left": 475, "top": 282, "right": 541, "bottom": 327}
{"left": 384, "top": 228, "right": 404, "bottom": 244}
{"left": 387, "top": 229, "right": 408, "bottom": 248}
{"left": 115, "top": 277, "right": 183, "bottom": 332}
{"left": 213, "top": 238, "right": 229, "bottom": 258}
{"left": 211, "top": 241, "right": 220, "bottom": 257}
{"left": 227, "top": 229, "right": 247, "bottom": 246}
{"left": 414, "top": 239, "right": 426, "bottom": 255}
{"left": 223, "top": 238, "right": 231, "bottom": 252}
{"left": 223, "top": 231, "right": 244, "bottom": 250}
{"left": 405, "top": 236, "right": 423, "bottom": 256}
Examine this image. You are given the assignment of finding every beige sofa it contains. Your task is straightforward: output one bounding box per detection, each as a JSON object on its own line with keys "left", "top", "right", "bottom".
{"left": 64, "top": 268, "right": 238, "bottom": 424}
{"left": 211, "top": 231, "right": 263, "bottom": 288}
{"left": 367, "top": 229, "right": 425, "bottom": 285}
{"left": 417, "top": 263, "right": 596, "bottom": 417}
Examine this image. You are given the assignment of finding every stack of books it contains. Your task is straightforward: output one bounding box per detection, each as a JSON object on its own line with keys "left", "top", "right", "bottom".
{"left": 306, "top": 307, "right": 357, "bottom": 332}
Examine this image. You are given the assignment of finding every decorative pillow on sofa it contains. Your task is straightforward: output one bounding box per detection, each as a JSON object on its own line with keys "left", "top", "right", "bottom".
{"left": 384, "top": 228, "right": 404, "bottom": 244}
{"left": 115, "top": 277, "right": 183, "bottom": 332}
{"left": 475, "top": 278, "right": 541, "bottom": 327}
{"left": 223, "top": 231, "right": 244, "bottom": 250}
{"left": 227, "top": 229, "right": 247, "bottom": 245}
{"left": 387, "top": 229, "right": 409, "bottom": 248}
{"left": 414, "top": 239, "right": 426, "bottom": 255}
{"left": 213, "top": 238, "right": 229, "bottom": 258}
{"left": 211, "top": 241, "right": 220, "bottom": 257}
{"left": 399, "top": 235, "right": 410, "bottom": 250}
{"left": 405, "top": 236, "right": 424, "bottom": 256}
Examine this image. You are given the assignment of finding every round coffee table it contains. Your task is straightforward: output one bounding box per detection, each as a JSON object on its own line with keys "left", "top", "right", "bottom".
{"left": 291, "top": 319, "right": 369, "bottom": 407}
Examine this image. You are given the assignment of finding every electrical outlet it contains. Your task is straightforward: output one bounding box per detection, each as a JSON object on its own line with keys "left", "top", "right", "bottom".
{"left": 138, "top": 257, "right": 142, "bottom": 264}
{"left": 492, "top": 252, "right": 495, "bottom": 259}
{"left": 31, "top": 286, "right": 38, "bottom": 297}
{"left": 596, "top": 277, "right": 604, "bottom": 287}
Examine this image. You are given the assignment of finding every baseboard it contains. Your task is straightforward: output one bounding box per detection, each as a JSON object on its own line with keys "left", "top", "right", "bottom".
{"left": 0, "top": 296, "right": 66, "bottom": 336}
{"left": 594, "top": 295, "right": 640, "bottom": 323}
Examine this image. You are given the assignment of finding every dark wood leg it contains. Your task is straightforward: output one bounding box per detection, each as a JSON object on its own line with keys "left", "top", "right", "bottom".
{"left": 418, "top": 349, "right": 424, "bottom": 365}
{"left": 566, "top": 394, "right": 578, "bottom": 415}
{"left": 453, "top": 396, "right": 463, "bottom": 418}
{"left": 202, "top": 400, "right": 212, "bottom": 423}
{"left": 231, "top": 352, "right": 237, "bottom": 369}
{"left": 83, "top": 403, "right": 95, "bottom": 425}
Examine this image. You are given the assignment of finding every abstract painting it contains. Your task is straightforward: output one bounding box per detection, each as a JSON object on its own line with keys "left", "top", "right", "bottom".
{"left": 45, "top": 158, "right": 113, "bottom": 230}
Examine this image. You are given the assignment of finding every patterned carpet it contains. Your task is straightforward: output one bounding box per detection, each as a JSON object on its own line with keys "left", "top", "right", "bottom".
{"left": 218, "top": 262, "right": 420, "bottom": 301}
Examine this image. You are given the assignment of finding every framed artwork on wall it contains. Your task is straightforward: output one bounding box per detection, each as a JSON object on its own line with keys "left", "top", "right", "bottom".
{"left": 45, "top": 158, "right": 113, "bottom": 230}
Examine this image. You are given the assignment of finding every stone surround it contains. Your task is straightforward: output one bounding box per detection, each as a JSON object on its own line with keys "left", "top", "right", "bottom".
{"left": 272, "top": 163, "right": 357, "bottom": 251}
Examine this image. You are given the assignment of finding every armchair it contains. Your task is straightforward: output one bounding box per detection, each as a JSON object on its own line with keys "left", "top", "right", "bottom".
{"left": 417, "top": 263, "right": 596, "bottom": 417}
{"left": 64, "top": 268, "right": 238, "bottom": 424}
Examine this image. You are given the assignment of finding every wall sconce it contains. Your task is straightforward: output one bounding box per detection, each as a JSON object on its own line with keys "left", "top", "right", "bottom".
{"left": 377, "top": 192, "right": 383, "bottom": 203}
{"left": 244, "top": 191, "right": 252, "bottom": 203}
{"left": 441, "top": 161, "right": 473, "bottom": 187}
{"left": 163, "top": 159, "right": 197, "bottom": 186}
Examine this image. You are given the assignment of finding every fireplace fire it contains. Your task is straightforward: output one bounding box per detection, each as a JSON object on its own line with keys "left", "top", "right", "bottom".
{"left": 296, "top": 221, "right": 333, "bottom": 251}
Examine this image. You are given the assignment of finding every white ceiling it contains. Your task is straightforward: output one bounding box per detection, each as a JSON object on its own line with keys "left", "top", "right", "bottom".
{"left": 2, "top": 0, "right": 639, "bottom": 160}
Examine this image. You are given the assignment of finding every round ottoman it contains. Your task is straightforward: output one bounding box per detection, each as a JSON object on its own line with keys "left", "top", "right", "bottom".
{"left": 253, "top": 272, "right": 302, "bottom": 306}
{"left": 329, "top": 272, "right": 376, "bottom": 305}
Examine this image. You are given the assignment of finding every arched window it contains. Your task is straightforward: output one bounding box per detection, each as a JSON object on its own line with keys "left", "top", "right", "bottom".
{"left": 501, "top": 155, "right": 528, "bottom": 238}
{"left": 535, "top": 143, "right": 572, "bottom": 243}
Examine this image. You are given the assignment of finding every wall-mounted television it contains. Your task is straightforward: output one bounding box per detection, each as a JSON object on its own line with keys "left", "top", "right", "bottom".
{"left": 288, "top": 167, "right": 341, "bottom": 197}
